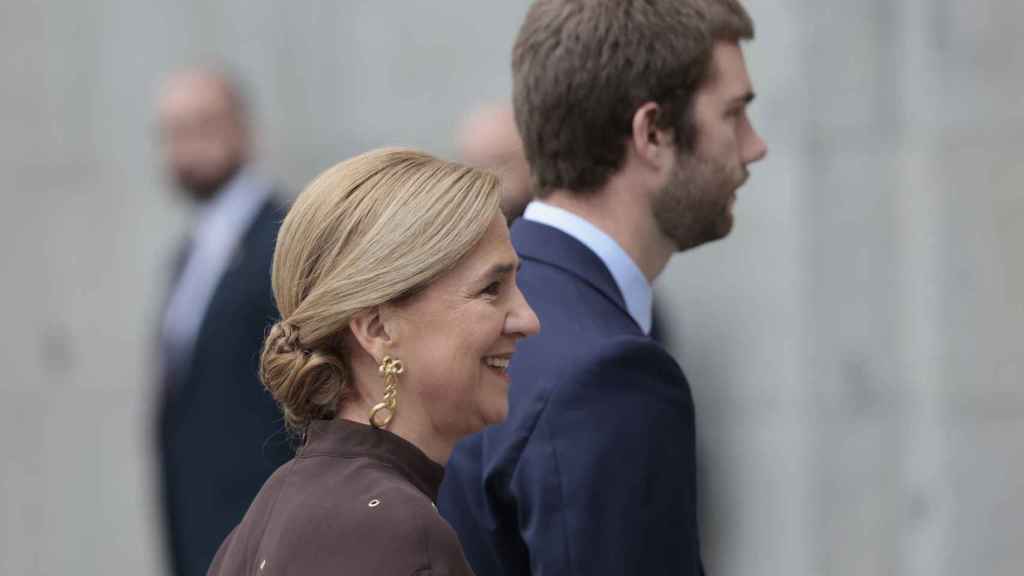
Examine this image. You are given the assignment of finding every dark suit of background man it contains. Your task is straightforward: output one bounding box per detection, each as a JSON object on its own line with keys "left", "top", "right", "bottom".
{"left": 440, "top": 1, "right": 768, "bottom": 574}
{"left": 154, "top": 68, "right": 292, "bottom": 576}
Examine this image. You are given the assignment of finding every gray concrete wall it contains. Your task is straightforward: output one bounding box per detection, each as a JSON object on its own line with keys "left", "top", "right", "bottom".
{"left": 1, "top": 1, "right": 1020, "bottom": 574}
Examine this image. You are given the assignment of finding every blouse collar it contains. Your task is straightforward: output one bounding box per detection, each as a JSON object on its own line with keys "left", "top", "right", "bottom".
{"left": 300, "top": 418, "right": 445, "bottom": 502}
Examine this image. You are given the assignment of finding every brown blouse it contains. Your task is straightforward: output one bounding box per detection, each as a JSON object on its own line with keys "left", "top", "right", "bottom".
{"left": 208, "top": 419, "right": 474, "bottom": 576}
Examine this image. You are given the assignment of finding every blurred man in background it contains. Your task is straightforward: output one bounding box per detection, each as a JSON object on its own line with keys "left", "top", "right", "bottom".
{"left": 154, "top": 67, "right": 291, "bottom": 576}
{"left": 440, "top": 0, "right": 766, "bottom": 574}
{"left": 457, "top": 102, "right": 533, "bottom": 221}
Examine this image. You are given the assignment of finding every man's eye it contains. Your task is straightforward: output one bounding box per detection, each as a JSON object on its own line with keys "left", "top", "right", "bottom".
{"left": 482, "top": 281, "right": 502, "bottom": 296}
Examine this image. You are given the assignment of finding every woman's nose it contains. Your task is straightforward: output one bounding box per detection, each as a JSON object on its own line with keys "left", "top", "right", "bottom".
{"left": 507, "top": 286, "right": 541, "bottom": 337}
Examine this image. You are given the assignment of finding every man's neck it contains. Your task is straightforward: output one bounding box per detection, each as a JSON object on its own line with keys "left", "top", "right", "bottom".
{"left": 542, "top": 178, "right": 674, "bottom": 283}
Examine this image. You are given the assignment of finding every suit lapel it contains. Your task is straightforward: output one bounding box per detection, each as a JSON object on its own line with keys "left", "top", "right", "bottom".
{"left": 511, "top": 218, "right": 630, "bottom": 318}
{"left": 169, "top": 197, "right": 279, "bottom": 400}
{"left": 200, "top": 198, "right": 277, "bottom": 328}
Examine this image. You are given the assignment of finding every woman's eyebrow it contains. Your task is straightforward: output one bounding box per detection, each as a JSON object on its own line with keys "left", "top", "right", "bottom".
{"left": 477, "top": 260, "right": 520, "bottom": 281}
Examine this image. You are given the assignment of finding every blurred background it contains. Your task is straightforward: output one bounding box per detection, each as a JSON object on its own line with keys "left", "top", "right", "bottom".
{"left": 1, "top": 0, "right": 1021, "bottom": 574}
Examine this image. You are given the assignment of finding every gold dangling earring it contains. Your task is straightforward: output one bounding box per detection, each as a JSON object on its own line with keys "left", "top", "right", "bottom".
{"left": 370, "top": 356, "right": 404, "bottom": 429}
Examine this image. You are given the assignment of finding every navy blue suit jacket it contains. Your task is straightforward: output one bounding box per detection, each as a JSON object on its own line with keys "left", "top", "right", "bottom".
{"left": 156, "top": 198, "right": 293, "bottom": 576}
{"left": 440, "top": 219, "right": 704, "bottom": 575}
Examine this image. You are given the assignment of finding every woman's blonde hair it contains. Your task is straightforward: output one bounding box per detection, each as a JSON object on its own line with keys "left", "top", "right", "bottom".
{"left": 260, "top": 148, "right": 501, "bottom": 432}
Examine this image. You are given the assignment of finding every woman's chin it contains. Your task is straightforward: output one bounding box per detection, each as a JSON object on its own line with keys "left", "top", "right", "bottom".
{"left": 481, "top": 396, "right": 510, "bottom": 427}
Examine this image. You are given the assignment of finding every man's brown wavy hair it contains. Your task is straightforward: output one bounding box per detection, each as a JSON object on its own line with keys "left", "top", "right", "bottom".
{"left": 512, "top": 0, "right": 754, "bottom": 196}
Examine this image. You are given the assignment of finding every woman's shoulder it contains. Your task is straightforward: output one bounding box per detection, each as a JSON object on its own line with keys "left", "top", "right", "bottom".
{"left": 344, "top": 466, "right": 438, "bottom": 525}
{"left": 282, "top": 456, "right": 433, "bottom": 528}
{"left": 253, "top": 459, "right": 473, "bottom": 574}
{"left": 338, "top": 471, "right": 472, "bottom": 574}
{"left": 354, "top": 475, "right": 466, "bottom": 551}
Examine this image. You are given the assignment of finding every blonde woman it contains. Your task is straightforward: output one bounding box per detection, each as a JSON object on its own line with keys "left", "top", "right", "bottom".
{"left": 208, "top": 148, "right": 540, "bottom": 575}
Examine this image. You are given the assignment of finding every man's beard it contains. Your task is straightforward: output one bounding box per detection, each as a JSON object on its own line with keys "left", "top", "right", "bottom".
{"left": 652, "top": 151, "right": 748, "bottom": 252}
{"left": 175, "top": 161, "right": 242, "bottom": 202}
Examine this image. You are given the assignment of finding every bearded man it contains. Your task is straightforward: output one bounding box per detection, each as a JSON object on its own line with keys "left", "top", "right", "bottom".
{"left": 439, "top": 1, "right": 767, "bottom": 574}
{"left": 154, "top": 67, "right": 292, "bottom": 576}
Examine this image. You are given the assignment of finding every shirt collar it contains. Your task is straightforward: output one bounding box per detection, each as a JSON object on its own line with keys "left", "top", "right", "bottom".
{"left": 300, "top": 419, "right": 446, "bottom": 503}
{"left": 191, "top": 167, "right": 269, "bottom": 248}
{"left": 523, "top": 200, "right": 653, "bottom": 334}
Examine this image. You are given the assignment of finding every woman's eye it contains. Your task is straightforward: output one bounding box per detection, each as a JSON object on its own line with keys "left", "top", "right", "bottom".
{"left": 482, "top": 281, "right": 502, "bottom": 296}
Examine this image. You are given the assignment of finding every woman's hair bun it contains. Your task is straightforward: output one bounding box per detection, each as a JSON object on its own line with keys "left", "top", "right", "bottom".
{"left": 260, "top": 321, "right": 348, "bottom": 432}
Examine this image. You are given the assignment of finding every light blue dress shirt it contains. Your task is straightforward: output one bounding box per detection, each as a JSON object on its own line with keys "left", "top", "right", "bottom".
{"left": 522, "top": 201, "right": 653, "bottom": 334}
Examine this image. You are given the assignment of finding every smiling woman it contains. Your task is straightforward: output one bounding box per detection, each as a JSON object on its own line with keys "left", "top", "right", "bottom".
{"left": 207, "top": 148, "right": 540, "bottom": 576}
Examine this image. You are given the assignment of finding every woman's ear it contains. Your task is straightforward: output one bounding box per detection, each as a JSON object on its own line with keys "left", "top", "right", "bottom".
{"left": 348, "top": 306, "right": 395, "bottom": 363}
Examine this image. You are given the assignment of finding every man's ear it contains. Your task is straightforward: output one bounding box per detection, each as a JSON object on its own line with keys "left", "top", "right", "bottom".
{"left": 348, "top": 306, "right": 396, "bottom": 364}
{"left": 630, "top": 102, "right": 675, "bottom": 171}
